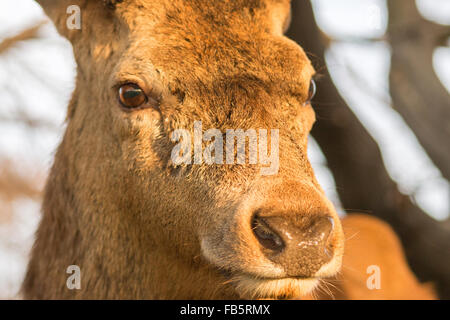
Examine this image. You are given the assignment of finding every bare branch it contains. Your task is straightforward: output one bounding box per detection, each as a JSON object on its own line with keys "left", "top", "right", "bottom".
{"left": 387, "top": 0, "right": 450, "bottom": 181}
{"left": 0, "top": 22, "right": 46, "bottom": 55}
{"left": 0, "top": 160, "right": 43, "bottom": 200}
{"left": 0, "top": 113, "right": 59, "bottom": 130}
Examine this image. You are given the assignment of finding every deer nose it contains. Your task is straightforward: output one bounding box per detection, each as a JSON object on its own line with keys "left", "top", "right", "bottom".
{"left": 251, "top": 213, "right": 335, "bottom": 277}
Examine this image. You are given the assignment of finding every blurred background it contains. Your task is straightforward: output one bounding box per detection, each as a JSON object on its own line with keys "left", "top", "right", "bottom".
{"left": 0, "top": 0, "right": 449, "bottom": 299}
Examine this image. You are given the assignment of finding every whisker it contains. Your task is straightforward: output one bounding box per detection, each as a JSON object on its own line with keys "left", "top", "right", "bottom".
{"left": 344, "top": 231, "right": 360, "bottom": 242}
{"left": 323, "top": 282, "right": 336, "bottom": 300}
{"left": 341, "top": 263, "right": 359, "bottom": 274}
{"left": 323, "top": 279, "right": 343, "bottom": 295}
{"left": 316, "top": 280, "right": 330, "bottom": 299}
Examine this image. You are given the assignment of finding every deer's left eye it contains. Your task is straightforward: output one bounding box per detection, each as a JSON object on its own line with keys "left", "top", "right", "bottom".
{"left": 305, "top": 79, "right": 316, "bottom": 105}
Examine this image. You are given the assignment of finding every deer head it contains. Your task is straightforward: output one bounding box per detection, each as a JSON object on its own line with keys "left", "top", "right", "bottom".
{"left": 25, "top": 0, "right": 344, "bottom": 299}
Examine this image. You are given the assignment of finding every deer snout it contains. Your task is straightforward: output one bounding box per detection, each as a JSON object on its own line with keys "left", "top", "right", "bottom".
{"left": 251, "top": 213, "right": 335, "bottom": 278}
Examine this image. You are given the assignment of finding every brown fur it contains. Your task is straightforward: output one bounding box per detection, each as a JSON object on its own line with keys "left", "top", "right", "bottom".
{"left": 23, "top": 0, "right": 432, "bottom": 300}
{"left": 303, "top": 215, "right": 436, "bottom": 300}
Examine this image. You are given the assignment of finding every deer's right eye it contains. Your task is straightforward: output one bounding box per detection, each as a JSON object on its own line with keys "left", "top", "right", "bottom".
{"left": 118, "top": 83, "right": 148, "bottom": 109}
{"left": 304, "top": 79, "right": 316, "bottom": 106}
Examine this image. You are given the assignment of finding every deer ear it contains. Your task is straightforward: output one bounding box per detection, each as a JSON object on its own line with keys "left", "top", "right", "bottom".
{"left": 36, "top": 0, "right": 85, "bottom": 41}
{"left": 268, "top": 0, "right": 292, "bottom": 35}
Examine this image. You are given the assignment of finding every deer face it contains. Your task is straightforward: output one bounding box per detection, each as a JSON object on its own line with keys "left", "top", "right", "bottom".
{"left": 39, "top": 0, "right": 343, "bottom": 299}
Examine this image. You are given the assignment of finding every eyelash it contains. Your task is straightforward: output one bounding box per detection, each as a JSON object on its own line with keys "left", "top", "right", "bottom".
{"left": 303, "top": 76, "right": 318, "bottom": 106}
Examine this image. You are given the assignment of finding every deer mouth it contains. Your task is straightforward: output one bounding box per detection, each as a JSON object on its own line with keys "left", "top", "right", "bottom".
{"left": 219, "top": 268, "right": 320, "bottom": 299}
{"left": 212, "top": 249, "right": 343, "bottom": 299}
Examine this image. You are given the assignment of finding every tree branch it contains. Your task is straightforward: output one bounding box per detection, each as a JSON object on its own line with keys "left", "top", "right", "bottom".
{"left": 0, "top": 22, "right": 46, "bottom": 55}
{"left": 0, "top": 161, "right": 42, "bottom": 200}
{"left": 388, "top": 0, "right": 450, "bottom": 181}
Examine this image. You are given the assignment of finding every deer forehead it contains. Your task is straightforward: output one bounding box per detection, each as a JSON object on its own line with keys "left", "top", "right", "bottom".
{"left": 114, "top": 0, "right": 313, "bottom": 78}
{"left": 116, "top": 0, "right": 292, "bottom": 32}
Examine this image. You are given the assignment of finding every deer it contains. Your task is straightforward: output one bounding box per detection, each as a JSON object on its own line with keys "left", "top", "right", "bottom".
{"left": 23, "top": 0, "right": 435, "bottom": 299}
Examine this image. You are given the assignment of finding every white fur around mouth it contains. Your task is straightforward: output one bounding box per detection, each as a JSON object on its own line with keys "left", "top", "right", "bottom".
{"left": 229, "top": 273, "right": 320, "bottom": 299}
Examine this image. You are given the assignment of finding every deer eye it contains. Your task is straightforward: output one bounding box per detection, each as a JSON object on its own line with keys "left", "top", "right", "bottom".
{"left": 305, "top": 79, "right": 316, "bottom": 105}
{"left": 118, "top": 83, "right": 148, "bottom": 109}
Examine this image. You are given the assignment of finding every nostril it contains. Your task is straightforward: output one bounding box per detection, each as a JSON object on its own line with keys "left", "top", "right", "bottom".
{"left": 251, "top": 215, "right": 285, "bottom": 252}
